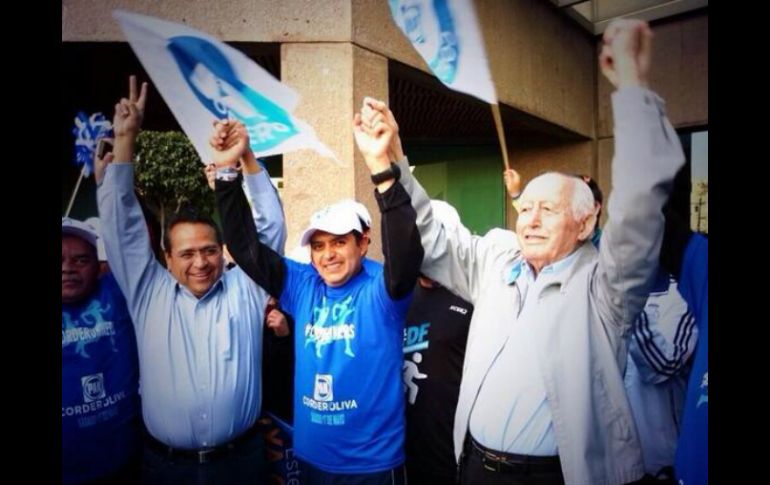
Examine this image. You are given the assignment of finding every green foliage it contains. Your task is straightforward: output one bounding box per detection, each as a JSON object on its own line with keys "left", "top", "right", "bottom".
{"left": 134, "top": 131, "right": 214, "bottom": 227}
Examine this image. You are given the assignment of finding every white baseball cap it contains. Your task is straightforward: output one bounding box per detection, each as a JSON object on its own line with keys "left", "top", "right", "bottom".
{"left": 299, "top": 199, "right": 370, "bottom": 246}
{"left": 84, "top": 217, "right": 108, "bottom": 262}
{"left": 336, "top": 199, "right": 372, "bottom": 229}
{"left": 62, "top": 217, "right": 100, "bottom": 255}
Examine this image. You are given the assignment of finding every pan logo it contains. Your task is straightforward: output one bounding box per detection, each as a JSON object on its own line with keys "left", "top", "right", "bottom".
{"left": 81, "top": 373, "right": 106, "bottom": 403}
{"left": 314, "top": 374, "right": 333, "bottom": 402}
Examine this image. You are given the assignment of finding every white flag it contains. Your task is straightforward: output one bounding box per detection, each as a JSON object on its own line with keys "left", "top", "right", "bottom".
{"left": 389, "top": 0, "right": 497, "bottom": 104}
{"left": 113, "top": 10, "right": 338, "bottom": 162}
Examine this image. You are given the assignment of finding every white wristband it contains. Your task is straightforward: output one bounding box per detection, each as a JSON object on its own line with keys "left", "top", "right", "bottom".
{"left": 216, "top": 167, "right": 239, "bottom": 182}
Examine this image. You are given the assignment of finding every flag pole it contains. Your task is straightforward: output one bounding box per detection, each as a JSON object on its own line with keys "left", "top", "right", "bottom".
{"left": 65, "top": 165, "right": 87, "bottom": 217}
{"left": 491, "top": 104, "right": 510, "bottom": 170}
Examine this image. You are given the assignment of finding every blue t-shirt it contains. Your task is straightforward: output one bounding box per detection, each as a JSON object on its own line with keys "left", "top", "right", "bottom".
{"left": 280, "top": 259, "right": 412, "bottom": 473}
{"left": 62, "top": 273, "right": 141, "bottom": 484}
{"left": 674, "top": 235, "right": 708, "bottom": 485}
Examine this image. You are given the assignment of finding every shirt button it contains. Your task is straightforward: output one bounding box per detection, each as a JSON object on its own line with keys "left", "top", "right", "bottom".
{"left": 201, "top": 413, "right": 207, "bottom": 420}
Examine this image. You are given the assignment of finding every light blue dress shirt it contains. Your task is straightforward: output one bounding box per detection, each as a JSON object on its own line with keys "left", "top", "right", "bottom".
{"left": 470, "top": 250, "right": 580, "bottom": 456}
{"left": 98, "top": 163, "right": 286, "bottom": 449}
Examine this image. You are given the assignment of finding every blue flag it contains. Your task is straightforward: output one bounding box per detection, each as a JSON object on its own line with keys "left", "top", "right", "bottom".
{"left": 72, "top": 112, "right": 113, "bottom": 177}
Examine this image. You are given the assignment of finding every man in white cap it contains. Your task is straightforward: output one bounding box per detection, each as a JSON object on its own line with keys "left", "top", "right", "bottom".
{"left": 215, "top": 108, "right": 422, "bottom": 484}
{"left": 62, "top": 217, "right": 141, "bottom": 484}
{"left": 286, "top": 199, "right": 373, "bottom": 265}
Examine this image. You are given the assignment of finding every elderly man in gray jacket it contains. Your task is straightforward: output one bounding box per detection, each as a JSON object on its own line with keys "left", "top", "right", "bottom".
{"left": 360, "top": 18, "right": 685, "bottom": 485}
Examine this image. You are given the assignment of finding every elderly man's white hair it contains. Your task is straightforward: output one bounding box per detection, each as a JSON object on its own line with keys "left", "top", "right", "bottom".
{"left": 526, "top": 172, "right": 596, "bottom": 222}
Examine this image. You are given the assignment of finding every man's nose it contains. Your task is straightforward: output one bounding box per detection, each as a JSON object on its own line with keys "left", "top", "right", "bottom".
{"left": 193, "top": 251, "right": 209, "bottom": 267}
{"left": 529, "top": 207, "right": 542, "bottom": 225}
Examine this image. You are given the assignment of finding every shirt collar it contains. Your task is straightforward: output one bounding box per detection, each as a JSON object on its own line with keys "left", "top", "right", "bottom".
{"left": 175, "top": 275, "right": 225, "bottom": 301}
{"left": 507, "top": 249, "right": 581, "bottom": 285}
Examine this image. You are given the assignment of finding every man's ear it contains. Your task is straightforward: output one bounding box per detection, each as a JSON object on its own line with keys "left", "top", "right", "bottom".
{"left": 359, "top": 234, "right": 370, "bottom": 257}
{"left": 577, "top": 213, "right": 598, "bottom": 241}
{"left": 164, "top": 251, "right": 173, "bottom": 267}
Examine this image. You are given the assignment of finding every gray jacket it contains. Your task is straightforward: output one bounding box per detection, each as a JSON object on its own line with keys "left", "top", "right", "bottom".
{"left": 396, "top": 87, "right": 684, "bottom": 485}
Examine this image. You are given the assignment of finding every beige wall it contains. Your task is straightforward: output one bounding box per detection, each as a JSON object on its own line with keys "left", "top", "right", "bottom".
{"left": 64, "top": 0, "right": 596, "bottom": 137}
{"left": 478, "top": 0, "right": 595, "bottom": 138}
{"left": 353, "top": 0, "right": 596, "bottom": 137}
{"left": 598, "top": 12, "right": 708, "bottom": 137}
{"left": 63, "top": 1, "right": 707, "bottom": 242}
{"left": 62, "top": 0, "right": 352, "bottom": 42}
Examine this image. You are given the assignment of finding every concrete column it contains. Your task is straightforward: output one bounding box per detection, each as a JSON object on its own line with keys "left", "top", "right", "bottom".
{"left": 281, "top": 42, "right": 388, "bottom": 260}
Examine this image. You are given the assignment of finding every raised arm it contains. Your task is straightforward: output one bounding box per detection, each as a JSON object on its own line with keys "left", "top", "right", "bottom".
{"left": 592, "top": 19, "right": 685, "bottom": 334}
{"left": 362, "top": 99, "right": 507, "bottom": 303}
{"left": 95, "top": 76, "right": 163, "bottom": 329}
{"left": 355, "top": 98, "right": 422, "bottom": 299}
{"left": 213, "top": 121, "right": 287, "bottom": 298}
{"left": 208, "top": 121, "right": 287, "bottom": 254}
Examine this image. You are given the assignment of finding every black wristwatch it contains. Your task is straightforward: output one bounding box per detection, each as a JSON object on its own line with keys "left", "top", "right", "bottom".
{"left": 370, "top": 163, "right": 401, "bottom": 185}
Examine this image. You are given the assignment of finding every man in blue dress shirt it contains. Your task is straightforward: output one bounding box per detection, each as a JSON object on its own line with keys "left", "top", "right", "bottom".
{"left": 95, "top": 76, "right": 287, "bottom": 484}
